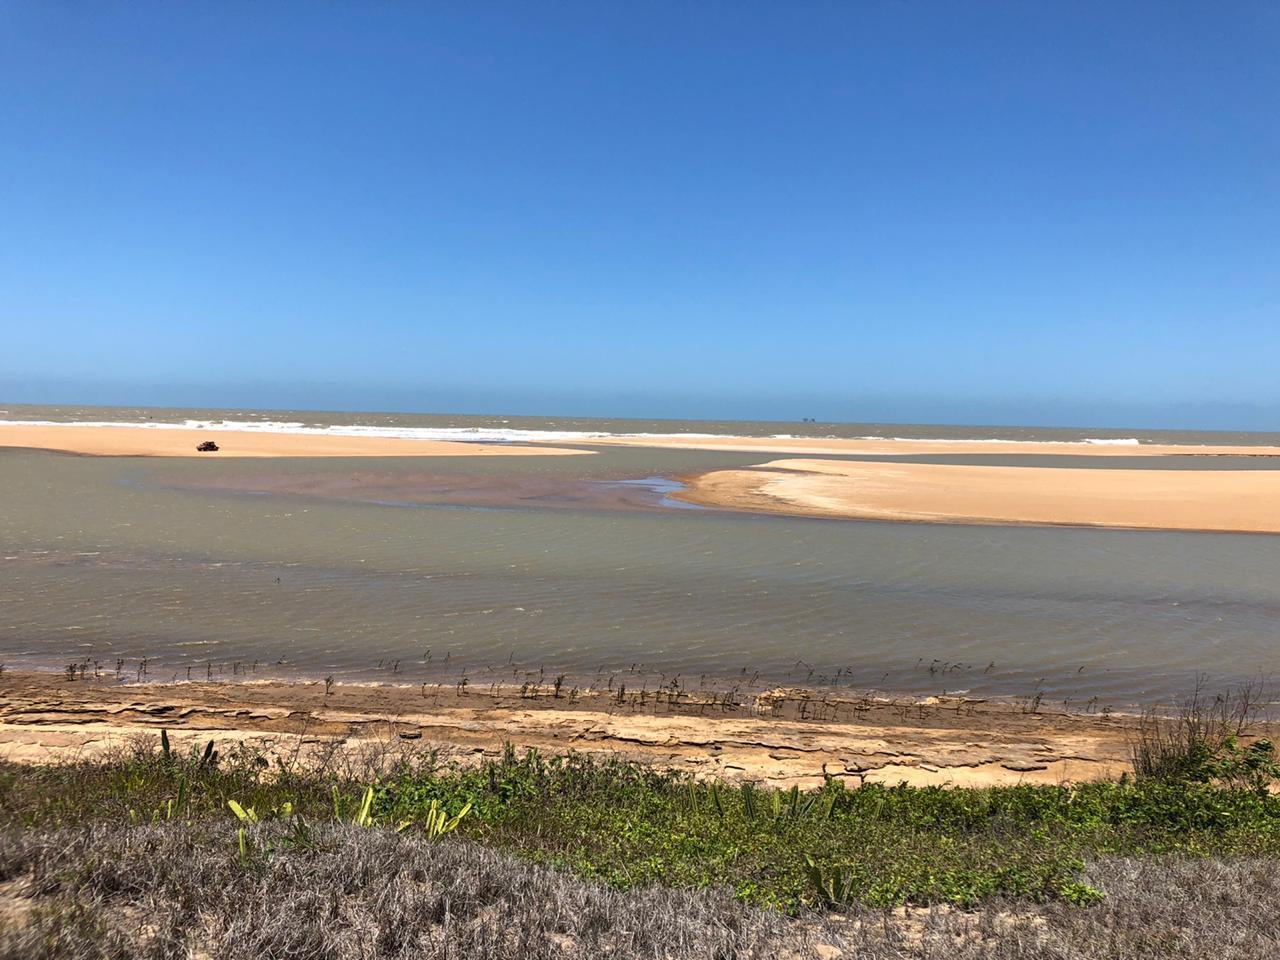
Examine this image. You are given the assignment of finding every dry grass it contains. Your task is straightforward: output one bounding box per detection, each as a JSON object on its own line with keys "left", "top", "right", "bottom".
{"left": 907, "top": 856, "right": 1280, "bottom": 958}
{"left": 0, "top": 823, "right": 1276, "bottom": 958}
{"left": 0, "top": 822, "right": 821, "bottom": 959}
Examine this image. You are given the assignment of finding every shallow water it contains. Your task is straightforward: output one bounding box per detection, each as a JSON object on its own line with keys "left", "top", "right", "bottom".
{"left": 3, "top": 409, "right": 1280, "bottom": 708}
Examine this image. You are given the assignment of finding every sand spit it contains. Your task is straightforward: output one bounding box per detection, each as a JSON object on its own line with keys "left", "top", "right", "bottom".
{"left": 677, "top": 458, "right": 1280, "bottom": 533}
{"left": 8, "top": 421, "right": 1280, "bottom": 462}
{"left": 0, "top": 671, "right": 1134, "bottom": 788}
{"left": 0, "top": 424, "right": 590, "bottom": 458}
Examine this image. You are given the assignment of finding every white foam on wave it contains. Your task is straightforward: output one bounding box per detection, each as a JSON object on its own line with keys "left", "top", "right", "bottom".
{"left": 0, "top": 418, "right": 749, "bottom": 445}
{"left": 0, "top": 417, "right": 604, "bottom": 443}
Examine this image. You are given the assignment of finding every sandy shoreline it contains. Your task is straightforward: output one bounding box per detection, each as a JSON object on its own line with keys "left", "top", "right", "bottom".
{"left": 0, "top": 423, "right": 590, "bottom": 458}
{"left": 0, "top": 669, "right": 1136, "bottom": 788}
{"left": 675, "top": 458, "right": 1280, "bottom": 533}
{"left": 7, "top": 422, "right": 1280, "bottom": 460}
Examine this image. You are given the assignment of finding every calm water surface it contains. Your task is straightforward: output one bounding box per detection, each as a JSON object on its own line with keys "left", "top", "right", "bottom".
{"left": 2, "top": 406, "right": 1279, "bottom": 708}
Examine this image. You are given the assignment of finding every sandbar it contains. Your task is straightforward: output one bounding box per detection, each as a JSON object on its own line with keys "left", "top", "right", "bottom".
{"left": 678, "top": 458, "right": 1280, "bottom": 533}
{"left": 0, "top": 424, "right": 590, "bottom": 459}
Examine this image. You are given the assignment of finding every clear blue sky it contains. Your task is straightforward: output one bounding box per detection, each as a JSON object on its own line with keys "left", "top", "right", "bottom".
{"left": 2, "top": 2, "right": 1277, "bottom": 428}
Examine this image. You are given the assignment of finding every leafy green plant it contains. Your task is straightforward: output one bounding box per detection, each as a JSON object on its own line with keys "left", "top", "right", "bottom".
{"left": 228, "top": 798, "right": 293, "bottom": 824}
{"left": 333, "top": 785, "right": 422, "bottom": 832}
{"left": 198, "top": 739, "right": 218, "bottom": 768}
{"left": 420, "top": 798, "right": 472, "bottom": 839}
{"left": 332, "top": 785, "right": 376, "bottom": 827}
{"left": 128, "top": 773, "right": 191, "bottom": 824}
{"left": 1059, "top": 880, "right": 1105, "bottom": 906}
{"left": 162, "top": 774, "right": 188, "bottom": 821}
{"left": 804, "top": 855, "right": 857, "bottom": 907}
{"left": 1208, "top": 737, "right": 1280, "bottom": 793}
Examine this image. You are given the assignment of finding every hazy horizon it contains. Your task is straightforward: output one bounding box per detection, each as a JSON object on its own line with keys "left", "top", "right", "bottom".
{"left": 6, "top": 385, "right": 1280, "bottom": 436}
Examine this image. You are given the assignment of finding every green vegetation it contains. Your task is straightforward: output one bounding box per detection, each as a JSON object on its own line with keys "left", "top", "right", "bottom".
{"left": 4, "top": 713, "right": 1280, "bottom": 958}
{"left": 2, "top": 735, "right": 1279, "bottom": 914}
{"left": 1130, "top": 681, "right": 1280, "bottom": 790}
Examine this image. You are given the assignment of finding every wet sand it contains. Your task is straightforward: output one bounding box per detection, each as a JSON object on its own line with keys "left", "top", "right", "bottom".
{"left": 0, "top": 670, "right": 1135, "bottom": 788}
{"left": 677, "top": 458, "right": 1280, "bottom": 533}
{"left": 158, "top": 468, "right": 686, "bottom": 513}
{"left": 0, "top": 424, "right": 589, "bottom": 458}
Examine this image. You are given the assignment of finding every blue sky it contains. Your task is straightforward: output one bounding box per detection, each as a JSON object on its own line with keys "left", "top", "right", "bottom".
{"left": 2, "top": 3, "right": 1277, "bottom": 428}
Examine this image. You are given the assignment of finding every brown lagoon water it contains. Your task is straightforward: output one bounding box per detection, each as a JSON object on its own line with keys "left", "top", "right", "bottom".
{"left": 3, "top": 405, "right": 1280, "bottom": 708}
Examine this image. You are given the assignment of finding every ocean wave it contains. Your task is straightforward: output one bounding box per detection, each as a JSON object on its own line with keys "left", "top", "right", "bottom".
{"left": 0, "top": 418, "right": 743, "bottom": 444}
{"left": 0, "top": 417, "right": 603, "bottom": 443}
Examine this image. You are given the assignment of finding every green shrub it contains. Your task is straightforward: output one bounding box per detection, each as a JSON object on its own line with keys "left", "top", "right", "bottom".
{"left": 4, "top": 743, "right": 1280, "bottom": 912}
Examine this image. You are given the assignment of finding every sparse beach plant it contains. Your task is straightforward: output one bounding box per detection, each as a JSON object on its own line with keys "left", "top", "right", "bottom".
{"left": 420, "top": 797, "right": 472, "bottom": 839}
{"left": 1131, "top": 679, "right": 1277, "bottom": 790}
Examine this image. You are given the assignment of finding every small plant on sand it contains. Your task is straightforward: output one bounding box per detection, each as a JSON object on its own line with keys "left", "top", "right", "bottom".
{"left": 129, "top": 773, "right": 191, "bottom": 824}
{"left": 228, "top": 798, "right": 294, "bottom": 824}
{"left": 333, "top": 785, "right": 380, "bottom": 827}
{"left": 1131, "top": 679, "right": 1279, "bottom": 791}
{"left": 228, "top": 798, "right": 316, "bottom": 863}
